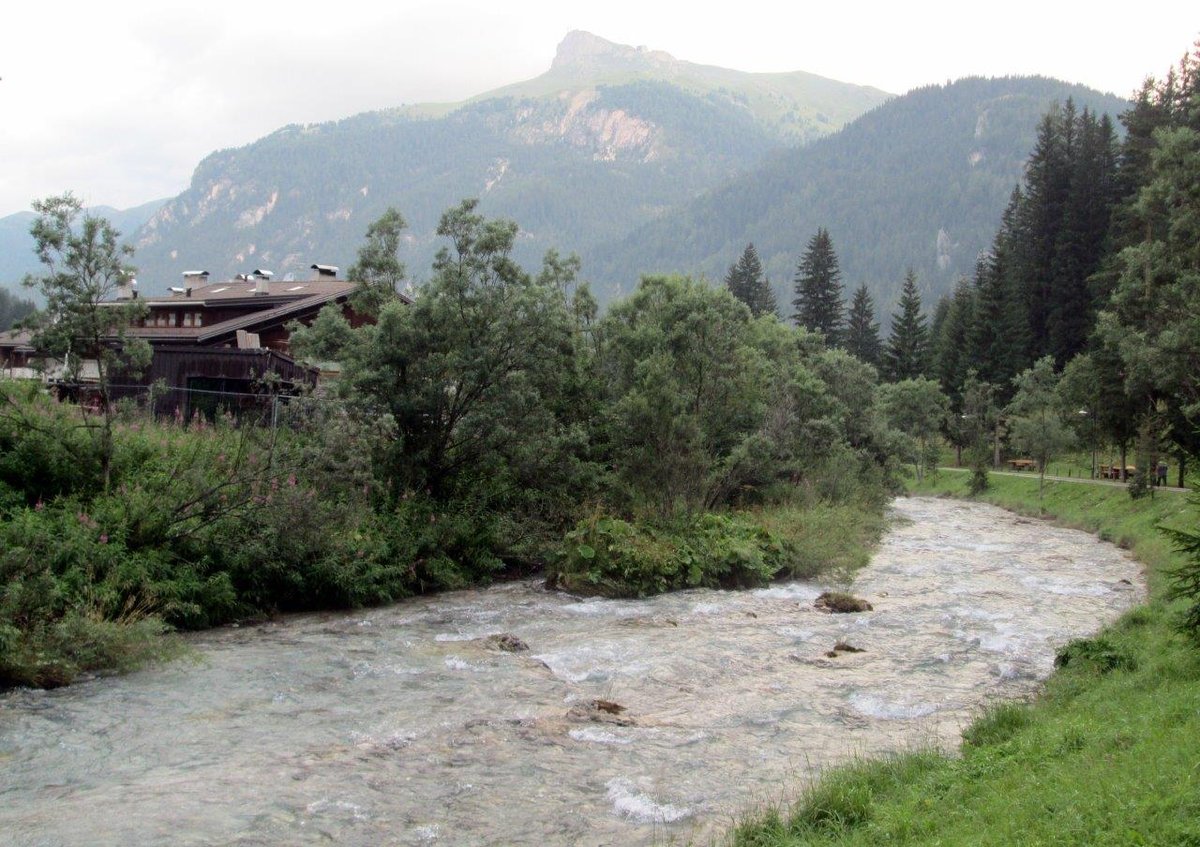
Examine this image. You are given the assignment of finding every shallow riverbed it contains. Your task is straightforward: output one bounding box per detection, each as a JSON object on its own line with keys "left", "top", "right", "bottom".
{"left": 0, "top": 497, "right": 1144, "bottom": 846}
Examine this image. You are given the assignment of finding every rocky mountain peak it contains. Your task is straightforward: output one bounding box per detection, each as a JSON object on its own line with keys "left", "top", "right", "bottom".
{"left": 551, "top": 30, "right": 676, "bottom": 74}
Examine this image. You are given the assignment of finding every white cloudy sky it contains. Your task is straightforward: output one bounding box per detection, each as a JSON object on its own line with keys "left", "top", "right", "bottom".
{"left": 1, "top": 1, "right": 1196, "bottom": 217}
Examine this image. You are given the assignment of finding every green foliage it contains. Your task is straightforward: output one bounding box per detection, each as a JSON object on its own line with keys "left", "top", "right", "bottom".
{"left": 792, "top": 228, "right": 844, "bottom": 344}
{"left": 551, "top": 511, "right": 787, "bottom": 598}
{"left": 1007, "top": 355, "right": 1075, "bottom": 498}
{"left": 881, "top": 269, "right": 930, "bottom": 381}
{"left": 961, "top": 701, "right": 1032, "bottom": 748}
{"left": 21, "top": 195, "right": 151, "bottom": 492}
{"left": 725, "top": 243, "right": 778, "bottom": 318}
{"left": 877, "top": 377, "right": 948, "bottom": 481}
{"left": 1054, "top": 635, "right": 1139, "bottom": 673}
{"left": 843, "top": 285, "right": 882, "bottom": 368}
{"left": 0, "top": 286, "right": 36, "bottom": 331}
{"left": 346, "top": 206, "right": 408, "bottom": 317}
{"left": 1162, "top": 486, "right": 1200, "bottom": 637}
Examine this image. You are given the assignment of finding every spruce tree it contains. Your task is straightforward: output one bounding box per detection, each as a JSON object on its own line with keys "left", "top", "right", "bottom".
{"left": 724, "top": 243, "right": 778, "bottom": 318}
{"left": 844, "top": 284, "right": 882, "bottom": 367}
{"left": 792, "top": 228, "right": 844, "bottom": 345}
{"left": 933, "top": 277, "right": 977, "bottom": 407}
{"left": 967, "top": 191, "right": 1032, "bottom": 402}
{"left": 882, "top": 269, "right": 930, "bottom": 381}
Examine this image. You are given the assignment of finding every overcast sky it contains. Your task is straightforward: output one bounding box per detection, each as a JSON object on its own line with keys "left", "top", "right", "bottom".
{"left": 2, "top": 1, "right": 1196, "bottom": 218}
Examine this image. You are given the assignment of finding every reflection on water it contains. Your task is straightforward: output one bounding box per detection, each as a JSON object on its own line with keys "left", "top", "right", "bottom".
{"left": 0, "top": 498, "right": 1144, "bottom": 846}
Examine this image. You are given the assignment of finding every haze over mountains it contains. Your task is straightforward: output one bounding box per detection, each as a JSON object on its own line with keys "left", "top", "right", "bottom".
{"left": 2, "top": 32, "right": 1128, "bottom": 311}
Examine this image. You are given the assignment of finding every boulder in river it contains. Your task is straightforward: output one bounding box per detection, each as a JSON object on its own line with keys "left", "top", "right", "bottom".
{"left": 814, "top": 591, "right": 873, "bottom": 613}
{"left": 483, "top": 633, "right": 530, "bottom": 652}
{"left": 825, "top": 641, "right": 867, "bottom": 658}
{"left": 567, "top": 699, "right": 636, "bottom": 726}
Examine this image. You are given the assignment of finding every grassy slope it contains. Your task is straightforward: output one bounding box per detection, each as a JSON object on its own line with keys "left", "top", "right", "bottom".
{"left": 729, "top": 473, "right": 1200, "bottom": 847}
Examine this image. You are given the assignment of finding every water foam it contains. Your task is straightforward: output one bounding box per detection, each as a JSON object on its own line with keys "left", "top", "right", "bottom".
{"left": 605, "top": 778, "right": 692, "bottom": 823}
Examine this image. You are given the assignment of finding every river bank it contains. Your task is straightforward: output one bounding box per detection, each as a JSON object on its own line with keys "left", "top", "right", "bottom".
{"left": 730, "top": 474, "right": 1199, "bottom": 846}
{"left": 0, "top": 497, "right": 1143, "bottom": 846}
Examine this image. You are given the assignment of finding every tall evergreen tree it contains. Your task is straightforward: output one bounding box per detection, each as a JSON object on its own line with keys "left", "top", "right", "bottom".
{"left": 843, "top": 284, "right": 882, "bottom": 367}
{"left": 1047, "top": 108, "right": 1119, "bottom": 364}
{"left": 792, "top": 228, "right": 844, "bottom": 345}
{"left": 1017, "top": 100, "right": 1076, "bottom": 361}
{"left": 724, "top": 243, "right": 778, "bottom": 318}
{"left": 932, "top": 277, "right": 977, "bottom": 407}
{"left": 967, "top": 192, "right": 1032, "bottom": 402}
{"left": 882, "top": 269, "right": 930, "bottom": 381}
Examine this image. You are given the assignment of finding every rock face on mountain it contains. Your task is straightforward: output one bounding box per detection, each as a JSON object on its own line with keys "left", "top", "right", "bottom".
{"left": 124, "top": 33, "right": 891, "bottom": 292}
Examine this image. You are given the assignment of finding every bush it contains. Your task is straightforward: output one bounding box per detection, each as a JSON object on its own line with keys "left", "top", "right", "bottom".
{"left": 1054, "top": 635, "right": 1139, "bottom": 673}
{"left": 549, "top": 511, "right": 787, "bottom": 597}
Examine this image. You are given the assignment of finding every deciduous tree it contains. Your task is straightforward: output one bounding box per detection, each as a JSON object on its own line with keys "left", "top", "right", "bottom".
{"left": 21, "top": 193, "right": 149, "bottom": 491}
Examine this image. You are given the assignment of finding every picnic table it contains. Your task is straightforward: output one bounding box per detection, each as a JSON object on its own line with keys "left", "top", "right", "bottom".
{"left": 1099, "top": 464, "right": 1136, "bottom": 480}
{"left": 1008, "top": 458, "right": 1037, "bottom": 472}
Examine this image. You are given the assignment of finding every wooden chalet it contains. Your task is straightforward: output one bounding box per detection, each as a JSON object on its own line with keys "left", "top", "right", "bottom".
{"left": 1, "top": 265, "right": 402, "bottom": 419}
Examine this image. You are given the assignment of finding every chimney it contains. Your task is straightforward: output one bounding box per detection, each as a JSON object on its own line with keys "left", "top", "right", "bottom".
{"left": 183, "top": 270, "right": 209, "bottom": 297}
{"left": 251, "top": 268, "right": 273, "bottom": 296}
{"left": 310, "top": 263, "right": 338, "bottom": 279}
{"left": 116, "top": 277, "right": 134, "bottom": 300}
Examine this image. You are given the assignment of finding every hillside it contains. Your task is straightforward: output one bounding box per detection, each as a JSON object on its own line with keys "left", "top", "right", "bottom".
{"left": 589, "top": 76, "right": 1130, "bottom": 311}
{"left": 125, "top": 32, "right": 891, "bottom": 292}
{"left": 0, "top": 199, "right": 167, "bottom": 295}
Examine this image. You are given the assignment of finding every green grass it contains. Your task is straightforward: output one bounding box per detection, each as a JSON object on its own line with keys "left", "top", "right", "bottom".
{"left": 937, "top": 445, "right": 1199, "bottom": 488}
{"left": 728, "top": 472, "right": 1200, "bottom": 846}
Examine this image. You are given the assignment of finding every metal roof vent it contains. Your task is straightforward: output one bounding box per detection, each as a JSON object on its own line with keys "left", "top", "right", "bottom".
{"left": 310, "top": 263, "right": 338, "bottom": 279}
{"left": 251, "top": 269, "right": 274, "bottom": 279}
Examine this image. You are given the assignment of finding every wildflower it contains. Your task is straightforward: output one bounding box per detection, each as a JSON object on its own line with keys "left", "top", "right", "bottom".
{"left": 35, "top": 499, "right": 44, "bottom": 511}
{"left": 99, "top": 534, "right": 109, "bottom": 544}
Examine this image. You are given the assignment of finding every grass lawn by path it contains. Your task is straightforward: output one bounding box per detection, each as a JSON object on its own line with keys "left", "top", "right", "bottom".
{"left": 728, "top": 473, "right": 1200, "bottom": 847}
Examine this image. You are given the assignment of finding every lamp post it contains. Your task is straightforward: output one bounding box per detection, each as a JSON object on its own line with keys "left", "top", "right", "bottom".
{"left": 1077, "top": 407, "right": 1096, "bottom": 480}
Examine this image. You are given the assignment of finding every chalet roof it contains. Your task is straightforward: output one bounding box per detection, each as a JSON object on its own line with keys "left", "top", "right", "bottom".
{"left": 141, "top": 278, "right": 357, "bottom": 306}
{"left": 0, "top": 329, "right": 36, "bottom": 352}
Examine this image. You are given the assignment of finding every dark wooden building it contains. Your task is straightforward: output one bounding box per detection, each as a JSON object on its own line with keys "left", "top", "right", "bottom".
{"left": 2, "top": 266, "right": 405, "bottom": 417}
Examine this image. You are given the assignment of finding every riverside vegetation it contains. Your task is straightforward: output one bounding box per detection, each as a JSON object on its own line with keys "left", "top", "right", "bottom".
{"left": 2, "top": 199, "right": 902, "bottom": 689}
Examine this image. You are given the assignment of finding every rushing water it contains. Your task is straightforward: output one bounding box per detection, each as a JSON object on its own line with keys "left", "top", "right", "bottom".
{"left": 0, "top": 497, "right": 1144, "bottom": 846}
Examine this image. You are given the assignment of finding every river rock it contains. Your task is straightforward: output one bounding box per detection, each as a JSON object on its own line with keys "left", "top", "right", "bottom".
{"left": 483, "top": 633, "right": 529, "bottom": 652}
{"left": 814, "top": 591, "right": 873, "bottom": 613}
{"left": 825, "top": 640, "right": 866, "bottom": 658}
{"left": 567, "top": 699, "right": 636, "bottom": 726}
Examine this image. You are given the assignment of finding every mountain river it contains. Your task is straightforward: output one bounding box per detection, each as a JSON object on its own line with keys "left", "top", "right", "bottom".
{"left": 0, "top": 497, "right": 1145, "bottom": 846}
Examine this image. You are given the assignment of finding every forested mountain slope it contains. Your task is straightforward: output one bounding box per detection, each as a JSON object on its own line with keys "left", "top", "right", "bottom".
{"left": 127, "top": 32, "right": 890, "bottom": 292}
{"left": 589, "top": 77, "right": 1129, "bottom": 310}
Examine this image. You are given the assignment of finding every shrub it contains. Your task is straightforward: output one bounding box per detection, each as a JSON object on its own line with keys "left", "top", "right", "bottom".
{"left": 549, "top": 511, "right": 786, "bottom": 597}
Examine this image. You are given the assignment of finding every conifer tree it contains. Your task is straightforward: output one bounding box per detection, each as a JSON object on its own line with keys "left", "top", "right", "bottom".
{"left": 844, "top": 284, "right": 882, "bottom": 367}
{"left": 967, "top": 192, "right": 1031, "bottom": 402}
{"left": 932, "top": 277, "right": 977, "bottom": 407}
{"left": 792, "top": 228, "right": 844, "bottom": 345}
{"left": 882, "top": 269, "right": 930, "bottom": 381}
{"left": 724, "top": 243, "right": 778, "bottom": 318}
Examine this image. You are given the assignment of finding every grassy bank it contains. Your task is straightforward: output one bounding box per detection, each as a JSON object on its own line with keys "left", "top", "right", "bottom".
{"left": 730, "top": 472, "right": 1200, "bottom": 846}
